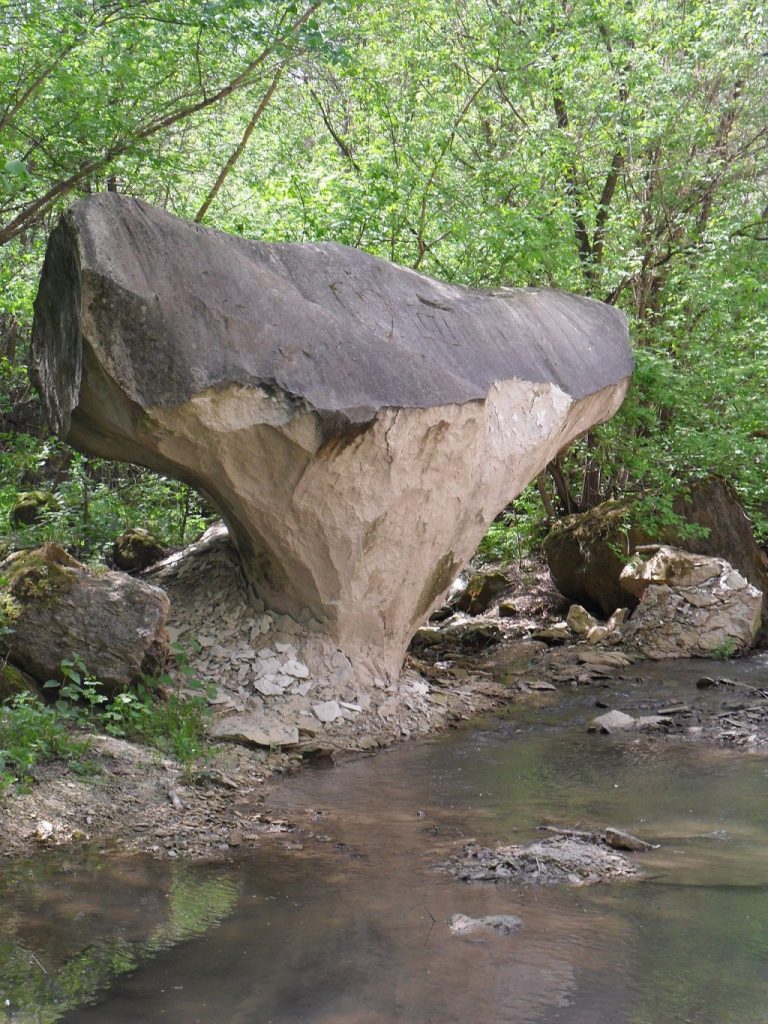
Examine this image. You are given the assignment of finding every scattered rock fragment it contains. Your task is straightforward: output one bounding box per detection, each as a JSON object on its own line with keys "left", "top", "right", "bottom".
{"left": 566, "top": 604, "right": 599, "bottom": 635}
{"left": 313, "top": 700, "right": 343, "bottom": 724}
{"left": 209, "top": 713, "right": 299, "bottom": 748}
{"left": 589, "top": 709, "right": 636, "bottom": 733}
{"left": 532, "top": 623, "right": 571, "bottom": 644}
{"left": 587, "top": 624, "right": 611, "bottom": 645}
{"left": 449, "top": 913, "right": 522, "bottom": 937}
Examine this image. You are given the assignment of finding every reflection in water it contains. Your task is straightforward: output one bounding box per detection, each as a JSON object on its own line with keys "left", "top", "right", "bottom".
{"left": 0, "top": 857, "right": 241, "bottom": 1023}
{"left": 1, "top": 655, "right": 768, "bottom": 1023}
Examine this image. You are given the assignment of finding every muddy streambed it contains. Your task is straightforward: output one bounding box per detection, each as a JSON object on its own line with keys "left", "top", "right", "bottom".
{"left": 3, "top": 654, "right": 768, "bottom": 1023}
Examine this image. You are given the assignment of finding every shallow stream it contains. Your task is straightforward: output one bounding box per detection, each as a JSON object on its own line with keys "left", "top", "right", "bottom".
{"left": 3, "top": 654, "right": 768, "bottom": 1023}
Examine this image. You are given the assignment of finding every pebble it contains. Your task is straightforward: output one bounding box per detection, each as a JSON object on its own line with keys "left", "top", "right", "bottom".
{"left": 282, "top": 659, "right": 310, "bottom": 679}
{"left": 312, "top": 700, "right": 343, "bottom": 724}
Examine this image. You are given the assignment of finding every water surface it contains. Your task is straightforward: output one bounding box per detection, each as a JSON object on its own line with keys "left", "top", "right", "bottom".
{"left": 3, "top": 655, "right": 768, "bottom": 1023}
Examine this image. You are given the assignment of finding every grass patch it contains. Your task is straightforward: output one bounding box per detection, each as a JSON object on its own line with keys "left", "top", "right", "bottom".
{"left": 0, "top": 646, "right": 214, "bottom": 796}
{"left": 0, "top": 692, "right": 92, "bottom": 794}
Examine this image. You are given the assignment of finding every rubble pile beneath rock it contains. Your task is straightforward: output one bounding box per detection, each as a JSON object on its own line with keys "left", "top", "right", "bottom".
{"left": 147, "top": 524, "right": 508, "bottom": 753}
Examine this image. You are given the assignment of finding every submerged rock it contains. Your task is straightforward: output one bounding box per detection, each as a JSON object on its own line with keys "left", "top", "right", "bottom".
{"left": 31, "top": 194, "right": 632, "bottom": 683}
{"left": 589, "top": 709, "right": 636, "bottom": 733}
{"left": 0, "top": 543, "right": 169, "bottom": 689}
{"left": 449, "top": 913, "right": 522, "bottom": 937}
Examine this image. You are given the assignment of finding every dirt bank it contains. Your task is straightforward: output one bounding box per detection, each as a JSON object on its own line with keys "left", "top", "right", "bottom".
{"left": 1, "top": 556, "right": 765, "bottom": 861}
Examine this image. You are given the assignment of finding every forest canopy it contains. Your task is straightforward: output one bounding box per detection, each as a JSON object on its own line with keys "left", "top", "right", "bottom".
{"left": 1, "top": 0, "right": 766, "bottom": 556}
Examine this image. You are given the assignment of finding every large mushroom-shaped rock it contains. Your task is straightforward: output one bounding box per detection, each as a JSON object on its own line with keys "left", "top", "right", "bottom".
{"left": 31, "top": 194, "right": 632, "bottom": 682}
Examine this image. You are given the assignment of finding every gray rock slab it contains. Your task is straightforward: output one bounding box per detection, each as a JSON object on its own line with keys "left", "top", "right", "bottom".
{"left": 589, "top": 709, "right": 636, "bottom": 733}
{"left": 252, "top": 678, "right": 284, "bottom": 696}
{"left": 209, "top": 713, "right": 299, "bottom": 748}
{"left": 282, "top": 659, "right": 310, "bottom": 679}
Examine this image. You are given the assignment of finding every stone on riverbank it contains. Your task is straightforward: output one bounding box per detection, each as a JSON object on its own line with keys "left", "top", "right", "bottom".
{"left": 0, "top": 543, "right": 169, "bottom": 689}
{"left": 32, "top": 193, "right": 632, "bottom": 685}
{"left": 543, "top": 479, "right": 768, "bottom": 630}
{"left": 619, "top": 547, "right": 762, "bottom": 658}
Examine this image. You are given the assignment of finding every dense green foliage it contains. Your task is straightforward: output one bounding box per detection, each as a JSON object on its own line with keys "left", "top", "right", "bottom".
{"left": 1, "top": 0, "right": 766, "bottom": 558}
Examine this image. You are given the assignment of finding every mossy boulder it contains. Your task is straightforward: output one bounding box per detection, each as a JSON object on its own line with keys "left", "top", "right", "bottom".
{"left": 9, "top": 490, "right": 59, "bottom": 528}
{"left": 0, "top": 543, "right": 170, "bottom": 690}
{"left": 455, "top": 571, "right": 510, "bottom": 615}
{"left": 543, "top": 499, "right": 648, "bottom": 617}
{"left": 0, "top": 661, "right": 44, "bottom": 701}
{"left": 112, "top": 528, "right": 168, "bottom": 574}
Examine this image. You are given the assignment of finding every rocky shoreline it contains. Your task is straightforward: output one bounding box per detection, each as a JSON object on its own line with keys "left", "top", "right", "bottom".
{"left": 1, "top": 544, "right": 766, "bottom": 863}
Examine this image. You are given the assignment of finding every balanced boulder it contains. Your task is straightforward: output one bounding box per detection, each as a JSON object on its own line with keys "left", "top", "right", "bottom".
{"left": 31, "top": 194, "right": 632, "bottom": 682}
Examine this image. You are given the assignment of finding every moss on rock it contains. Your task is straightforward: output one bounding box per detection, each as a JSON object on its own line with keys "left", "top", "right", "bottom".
{"left": 112, "top": 528, "right": 168, "bottom": 573}
{"left": 9, "top": 490, "right": 59, "bottom": 528}
{"left": 0, "top": 660, "right": 42, "bottom": 701}
{"left": 2, "top": 544, "right": 79, "bottom": 605}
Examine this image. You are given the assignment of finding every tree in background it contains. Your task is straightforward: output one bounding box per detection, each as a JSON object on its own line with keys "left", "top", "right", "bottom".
{"left": 1, "top": 0, "right": 766, "bottom": 558}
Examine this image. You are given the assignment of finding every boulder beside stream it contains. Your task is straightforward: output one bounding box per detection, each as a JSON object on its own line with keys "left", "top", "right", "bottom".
{"left": 543, "top": 479, "right": 768, "bottom": 629}
{"left": 0, "top": 543, "right": 169, "bottom": 689}
{"left": 619, "top": 547, "right": 762, "bottom": 659}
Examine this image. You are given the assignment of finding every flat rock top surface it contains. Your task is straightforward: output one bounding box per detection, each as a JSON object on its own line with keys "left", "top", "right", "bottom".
{"left": 34, "top": 194, "right": 632, "bottom": 424}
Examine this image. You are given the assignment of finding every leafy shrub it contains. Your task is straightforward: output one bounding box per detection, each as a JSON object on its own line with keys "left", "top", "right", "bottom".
{"left": 1, "top": 645, "right": 214, "bottom": 796}
{"left": 0, "top": 691, "right": 91, "bottom": 794}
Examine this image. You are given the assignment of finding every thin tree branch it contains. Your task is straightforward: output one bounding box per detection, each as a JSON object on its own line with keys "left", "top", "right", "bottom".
{"left": 309, "top": 84, "right": 361, "bottom": 172}
{"left": 0, "top": 1, "right": 321, "bottom": 245}
{"left": 195, "top": 64, "right": 285, "bottom": 223}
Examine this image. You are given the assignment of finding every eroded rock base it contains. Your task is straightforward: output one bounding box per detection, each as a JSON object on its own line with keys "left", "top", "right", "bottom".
{"left": 147, "top": 525, "right": 508, "bottom": 753}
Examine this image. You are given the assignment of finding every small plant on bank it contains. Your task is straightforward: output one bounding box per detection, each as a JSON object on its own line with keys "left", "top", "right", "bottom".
{"left": 44, "top": 646, "right": 214, "bottom": 764}
{"left": 0, "top": 645, "right": 214, "bottom": 795}
{"left": 710, "top": 637, "right": 739, "bottom": 659}
{"left": 0, "top": 691, "right": 92, "bottom": 794}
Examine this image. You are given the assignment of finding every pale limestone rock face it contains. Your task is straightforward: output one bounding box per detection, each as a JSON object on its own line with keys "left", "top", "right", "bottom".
{"left": 619, "top": 547, "right": 762, "bottom": 658}
{"left": 31, "top": 194, "right": 633, "bottom": 683}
